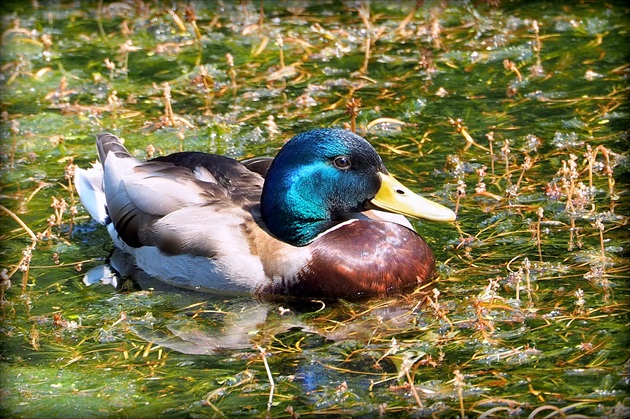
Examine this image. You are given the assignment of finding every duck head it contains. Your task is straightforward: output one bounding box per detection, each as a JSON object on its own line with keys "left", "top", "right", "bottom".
{"left": 260, "top": 128, "right": 456, "bottom": 246}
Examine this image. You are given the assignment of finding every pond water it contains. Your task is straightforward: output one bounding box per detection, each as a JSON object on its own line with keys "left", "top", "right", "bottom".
{"left": 1, "top": 1, "right": 628, "bottom": 417}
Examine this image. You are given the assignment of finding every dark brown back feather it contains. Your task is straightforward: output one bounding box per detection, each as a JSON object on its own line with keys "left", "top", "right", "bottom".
{"left": 240, "top": 157, "right": 274, "bottom": 178}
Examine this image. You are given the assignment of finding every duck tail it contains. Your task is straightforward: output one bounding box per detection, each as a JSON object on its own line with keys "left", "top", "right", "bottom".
{"left": 96, "top": 132, "right": 132, "bottom": 163}
{"left": 74, "top": 161, "right": 108, "bottom": 224}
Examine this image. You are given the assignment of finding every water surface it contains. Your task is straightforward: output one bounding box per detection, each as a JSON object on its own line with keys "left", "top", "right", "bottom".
{"left": 1, "top": 1, "right": 628, "bottom": 417}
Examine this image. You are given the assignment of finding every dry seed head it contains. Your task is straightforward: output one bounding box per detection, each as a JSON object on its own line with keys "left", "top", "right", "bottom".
{"left": 584, "top": 265, "right": 605, "bottom": 284}
{"left": 453, "top": 369, "right": 465, "bottom": 387}
{"left": 41, "top": 34, "right": 53, "bottom": 62}
{"left": 572, "top": 182, "right": 592, "bottom": 210}
{"left": 1, "top": 268, "right": 10, "bottom": 291}
{"left": 345, "top": 97, "right": 362, "bottom": 117}
{"left": 505, "top": 184, "right": 519, "bottom": 198}
{"left": 107, "top": 91, "right": 120, "bottom": 106}
{"left": 545, "top": 182, "right": 561, "bottom": 200}
{"left": 265, "top": 115, "right": 279, "bottom": 135}
{"left": 585, "top": 144, "right": 595, "bottom": 162}
{"left": 10, "top": 119, "right": 20, "bottom": 134}
{"left": 449, "top": 117, "right": 465, "bottom": 132}
{"left": 64, "top": 160, "right": 75, "bottom": 180}
{"left": 456, "top": 180, "right": 467, "bottom": 196}
{"left": 184, "top": 6, "right": 196, "bottom": 22}
{"left": 120, "top": 20, "right": 132, "bottom": 37}
{"left": 475, "top": 181, "right": 486, "bottom": 194}
{"left": 574, "top": 288, "right": 585, "bottom": 307}
{"left": 162, "top": 82, "right": 171, "bottom": 99}
{"left": 500, "top": 140, "right": 510, "bottom": 156}
{"left": 20, "top": 247, "right": 32, "bottom": 271}
{"left": 119, "top": 39, "right": 138, "bottom": 53}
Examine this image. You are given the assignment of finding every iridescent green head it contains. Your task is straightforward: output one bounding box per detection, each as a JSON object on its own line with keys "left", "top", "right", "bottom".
{"left": 260, "top": 128, "right": 455, "bottom": 246}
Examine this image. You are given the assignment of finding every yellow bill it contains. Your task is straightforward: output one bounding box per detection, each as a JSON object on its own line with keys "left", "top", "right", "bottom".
{"left": 371, "top": 172, "right": 456, "bottom": 222}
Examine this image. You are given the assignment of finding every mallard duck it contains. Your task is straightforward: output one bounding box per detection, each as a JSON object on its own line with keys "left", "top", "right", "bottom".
{"left": 75, "top": 129, "right": 455, "bottom": 298}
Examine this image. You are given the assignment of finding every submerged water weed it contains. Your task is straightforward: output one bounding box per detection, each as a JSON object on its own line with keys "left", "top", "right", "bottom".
{"left": 0, "top": 1, "right": 628, "bottom": 418}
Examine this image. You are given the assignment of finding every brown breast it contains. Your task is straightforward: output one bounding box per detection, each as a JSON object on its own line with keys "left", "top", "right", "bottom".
{"left": 265, "top": 220, "right": 436, "bottom": 298}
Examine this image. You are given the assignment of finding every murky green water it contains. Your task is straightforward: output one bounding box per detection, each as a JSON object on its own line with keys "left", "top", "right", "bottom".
{"left": 1, "top": 1, "right": 628, "bottom": 417}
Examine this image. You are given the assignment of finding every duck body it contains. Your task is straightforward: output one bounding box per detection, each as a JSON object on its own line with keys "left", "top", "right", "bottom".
{"left": 75, "top": 129, "right": 455, "bottom": 298}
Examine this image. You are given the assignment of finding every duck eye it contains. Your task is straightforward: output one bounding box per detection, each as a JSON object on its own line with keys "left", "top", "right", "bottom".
{"left": 333, "top": 156, "right": 351, "bottom": 170}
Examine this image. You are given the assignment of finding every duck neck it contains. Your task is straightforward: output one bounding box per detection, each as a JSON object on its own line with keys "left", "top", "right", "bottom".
{"left": 260, "top": 173, "right": 338, "bottom": 247}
